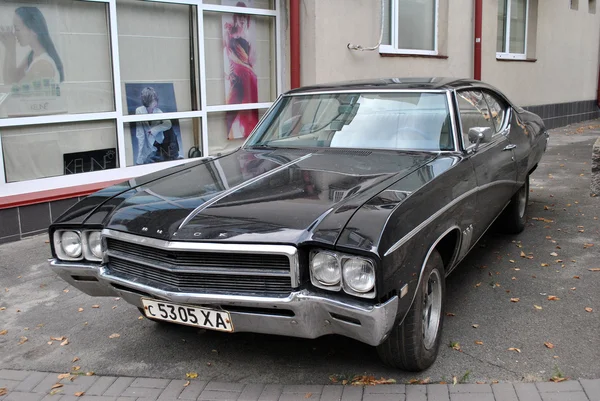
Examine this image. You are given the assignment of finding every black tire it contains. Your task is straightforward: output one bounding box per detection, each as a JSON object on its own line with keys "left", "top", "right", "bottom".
{"left": 376, "top": 250, "right": 446, "bottom": 371}
{"left": 496, "top": 175, "right": 529, "bottom": 234}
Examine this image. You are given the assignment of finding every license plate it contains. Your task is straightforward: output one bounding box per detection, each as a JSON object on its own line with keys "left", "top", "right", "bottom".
{"left": 141, "top": 299, "right": 233, "bottom": 332}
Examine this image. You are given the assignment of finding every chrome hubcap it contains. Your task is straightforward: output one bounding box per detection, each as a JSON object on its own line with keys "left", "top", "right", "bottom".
{"left": 422, "top": 269, "right": 442, "bottom": 350}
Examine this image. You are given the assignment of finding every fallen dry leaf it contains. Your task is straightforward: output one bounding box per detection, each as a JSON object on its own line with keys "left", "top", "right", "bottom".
{"left": 0, "top": 329, "right": 7, "bottom": 335}
{"left": 78, "top": 308, "right": 83, "bottom": 312}
{"left": 583, "top": 243, "right": 594, "bottom": 249}
{"left": 475, "top": 340, "right": 484, "bottom": 345}
{"left": 186, "top": 372, "right": 198, "bottom": 379}
{"left": 573, "top": 276, "right": 580, "bottom": 279}
{"left": 74, "top": 392, "right": 85, "bottom": 397}
{"left": 138, "top": 316, "right": 144, "bottom": 320}
{"left": 85, "top": 372, "right": 95, "bottom": 376}
{"left": 520, "top": 251, "right": 527, "bottom": 258}
{"left": 72, "top": 357, "right": 80, "bottom": 363}
{"left": 475, "top": 282, "right": 481, "bottom": 288}
{"left": 472, "top": 324, "right": 479, "bottom": 328}
{"left": 550, "top": 252, "right": 558, "bottom": 257}
{"left": 0, "top": 307, "right": 5, "bottom": 311}
{"left": 544, "top": 342, "right": 555, "bottom": 349}
{"left": 305, "top": 393, "right": 312, "bottom": 399}
{"left": 63, "top": 289, "right": 69, "bottom": 293}
{"left": 547, "top": 296, "right": 560, "bottom": 301}
{"left": 534, "top": 305, "right": 543, "bottom": 310}
{"left": 446, "top": 312, "right": 456, "bottom": 317}
{"left": 550, "top": 376, "right": 567, "bottom": 383}
{"left": 49, "top": 388, "right": 62, "bottom": 396}
{"left": 57, "top": 373, "right": 71, "bottom": 380}
{"left": 183, "top": 381, "right": 190, "bottom": 387}
{"left": 60, "top": 339, "right": 69, "bottom": 346}
{"left": 585, "top": 307, "right": 593, "bottom": 313}
{"left": 51, "top": 383, "right": 64, "bottom": 390}
{"left": 509, "top": 259, "right": 515, "bottom": 263}
{"left": 349, "top": 376, "right": 396, "bottom": 386}
{"left": 108, "top": 333, "right": 120, "bottom": 339}
{"left": 19, "top": 336, "right": 28, "bottom": 344}
{"left": 50, "top": 336, "right": 65, "bottom": 341}
{"left": 0, "top": 388, "right": 7, "bottom": 396}
{"left": 541, "top": 263, "right": 549, "bottom": 267}
{"left": 72, "top": 366, "right": 80, "bottom": 371}
{"left": 589, "top": 268, "right": 600, "bottom": 272}
{"left": 508, "top": 347, "right": 521, "bottom": 353}
{"left": 92, "top": 305, "right": 100, "bottom": 309}
{"left": 510, "top": 298, "right": 520, "bottom": 303}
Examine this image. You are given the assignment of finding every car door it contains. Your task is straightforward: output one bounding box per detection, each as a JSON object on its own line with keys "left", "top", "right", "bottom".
{"left": 456, "top": 89, "right": 517, "bottom": 240}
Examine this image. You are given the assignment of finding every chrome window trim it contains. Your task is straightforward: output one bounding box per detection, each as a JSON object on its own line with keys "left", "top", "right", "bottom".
{"left": 102, "top": 229, "right": 300, "bottom": 287}
{"left": 284, "top": 89, "right": 450, "bottom": 96}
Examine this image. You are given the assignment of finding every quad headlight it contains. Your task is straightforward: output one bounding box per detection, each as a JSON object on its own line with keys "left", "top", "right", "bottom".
{"left": 54, "top": 230, "right": 104, "bottom": 262}
{"left": 309, "top": 250, "right": 376, "bottom": 298}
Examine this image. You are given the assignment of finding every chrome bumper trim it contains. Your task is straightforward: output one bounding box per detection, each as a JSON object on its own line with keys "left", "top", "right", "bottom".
{"left": 49, "top": 259, "right": 398, "bottom": 346}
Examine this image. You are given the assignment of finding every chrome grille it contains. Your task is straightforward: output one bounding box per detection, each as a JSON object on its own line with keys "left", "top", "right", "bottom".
{"left": 104, "top": 236, "right": 296, "bottom": 296}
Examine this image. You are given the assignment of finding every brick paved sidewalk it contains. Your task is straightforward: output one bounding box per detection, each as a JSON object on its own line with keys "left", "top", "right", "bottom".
{"left": 1, "top": 370, "right": 599, "bottom": 401}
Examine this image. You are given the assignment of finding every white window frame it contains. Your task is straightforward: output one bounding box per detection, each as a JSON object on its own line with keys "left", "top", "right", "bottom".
{"left": 496, "top": 0, "right": 529, "bottom": 60}
{"left": 0, "top": 0, "right": 282, "bottom": 198}
{"left": 379, "top": 0, "right": 439, "bottom": 56}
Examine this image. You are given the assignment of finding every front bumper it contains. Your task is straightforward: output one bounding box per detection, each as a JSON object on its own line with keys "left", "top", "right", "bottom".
{"left": 49, "top": 259, "right": 398, "bottom": 346}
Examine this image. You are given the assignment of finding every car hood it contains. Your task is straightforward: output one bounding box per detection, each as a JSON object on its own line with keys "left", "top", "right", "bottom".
{"left": 85, "top": 148, "right": 437, "bottom": 245}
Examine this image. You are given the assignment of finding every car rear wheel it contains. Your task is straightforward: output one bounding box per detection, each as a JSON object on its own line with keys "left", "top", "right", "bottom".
{"left": 376, "top": 249, "right": 445, "bottom": 371}
{"left": 496, "top": 175, "right": 529, "bottom": 234}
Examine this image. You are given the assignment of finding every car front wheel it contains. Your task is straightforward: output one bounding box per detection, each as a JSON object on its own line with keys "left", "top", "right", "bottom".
{"left": 376, "top": 249, "right": 445, "bottom": 371}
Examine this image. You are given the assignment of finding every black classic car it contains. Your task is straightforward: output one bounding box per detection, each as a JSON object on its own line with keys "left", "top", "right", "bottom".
{"left": 48, "top": 78, "right": 548, "bottom": 371}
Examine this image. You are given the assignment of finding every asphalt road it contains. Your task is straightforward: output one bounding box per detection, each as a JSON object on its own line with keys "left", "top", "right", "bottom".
{"left": 1, "top": 122, "right": 599, "bottom": 385}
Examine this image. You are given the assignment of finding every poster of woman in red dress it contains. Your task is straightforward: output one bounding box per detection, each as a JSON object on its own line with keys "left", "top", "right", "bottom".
{"left": 223, "top": 1, "right": 259, "bottom": 140}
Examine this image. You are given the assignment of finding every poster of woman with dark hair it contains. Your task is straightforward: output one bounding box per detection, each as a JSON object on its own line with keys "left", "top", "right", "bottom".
{"left": 0, "top": 6, "right": 65, "bottom": 115}
{"left": 223, "top": 0, "right": 259, "bottom": 140}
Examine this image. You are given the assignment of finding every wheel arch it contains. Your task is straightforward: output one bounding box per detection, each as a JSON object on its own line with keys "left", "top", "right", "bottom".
{"left": 397, "top": 225, "right": 461, "bottom": 326}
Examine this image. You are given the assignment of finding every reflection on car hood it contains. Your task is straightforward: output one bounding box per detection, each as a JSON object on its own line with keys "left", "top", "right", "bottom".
{"left": 97, "top": 148, "right": 437, "bottom": 245}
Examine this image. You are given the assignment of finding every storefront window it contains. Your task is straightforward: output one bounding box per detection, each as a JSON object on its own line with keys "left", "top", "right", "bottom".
{"left": 207, "top": 109, "right": 267, "bottom": 155}
{"left": 124, "top": 117, "right": 202, "bottom": 167}
{"left": 2, "top": 120, "right": 118, "bottom": 182}
{"left": 0, "top": 1, "right": 114, "bottom": 118}
{"left": 204, "top": 11, "right": 277, "bottom": 106}
{"left": 203, "top": 0, "right": 276, "bottom": 10}
{"left": 117, "top": 0, "right": 200, "bottom": 113}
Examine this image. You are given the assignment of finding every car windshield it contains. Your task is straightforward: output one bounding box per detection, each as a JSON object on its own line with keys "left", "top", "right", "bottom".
{"left": 245, "top": 92, "right": 453, "bottom": 151}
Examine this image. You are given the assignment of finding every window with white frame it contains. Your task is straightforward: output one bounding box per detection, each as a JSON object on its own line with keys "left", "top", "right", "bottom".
{"left": 497, "top": 0, "right": 529, "bottom": 59}
{"left": 380, "top": 0, "right": 439, "bottom": 55}
{"left": 0, "top": 0, "right": 281, "bottom": 197}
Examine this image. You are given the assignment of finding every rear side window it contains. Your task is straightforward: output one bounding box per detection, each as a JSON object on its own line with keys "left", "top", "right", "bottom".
{"left": 483, "top": 92, "right": 507, "bottom": 133}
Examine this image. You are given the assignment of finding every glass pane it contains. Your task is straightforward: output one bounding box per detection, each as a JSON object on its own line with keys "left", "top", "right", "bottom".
{"left": 497, "top": 0, "right": 508, "bottom": 52}
{"left": 457, "top": 91, "right": 495, "bottom": 147}
{"left": 117, "top": 0, "right": 199, "bottom": 113}
{"left": 509, "top": 0, "right": 527, "bottom": 54}
{"left": 2, "top": 120, "right": 118, "bottom": 182}
{"left": 246, "top": 93, "right": 452, "bottom": 151}
{"left": 397, "top": 0, "right": 436, "bottom": 51}
{"left": 203, "top": 0, "right": 275, "bottom": 10}
{"left": 125, "top": 117, "right": 203, "bottom": 167}
{"left": 483, "top": 92, "right": 506, "bottom": 132}
{"left": 204, "top": 11, "right": 277, "bottom": 106}
{"left": 0, "top": 1, "right": 114, "bottom": 118}
{"left": 382, "top": 0, "right": 392, "bottom": 45}
{"left": 208, "top": 109, "right": 267, "bottom": 155}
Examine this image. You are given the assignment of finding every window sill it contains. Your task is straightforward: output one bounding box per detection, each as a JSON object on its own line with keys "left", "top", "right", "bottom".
{"left": 379, "top": 52, "right": 449, "bottom": 59}
{"left": 496, "top": 57, "right": 537, "bottom": 63}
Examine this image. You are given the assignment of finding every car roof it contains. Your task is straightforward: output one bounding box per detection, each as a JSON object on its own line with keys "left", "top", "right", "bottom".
{"left": 285, "top": 77, "right": 502, "bottom": 95}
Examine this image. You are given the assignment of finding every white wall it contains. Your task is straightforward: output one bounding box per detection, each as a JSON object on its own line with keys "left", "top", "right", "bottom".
{"left": 299, "top": 0, "right": 600, "bottom": 107}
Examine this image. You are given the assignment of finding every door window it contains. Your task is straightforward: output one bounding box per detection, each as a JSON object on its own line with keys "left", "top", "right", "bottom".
{"left": 456, "top": 90, "right": 495, "bottom": 149}
{"left": 482, "top": 92, "right": 507, "bottom": 133}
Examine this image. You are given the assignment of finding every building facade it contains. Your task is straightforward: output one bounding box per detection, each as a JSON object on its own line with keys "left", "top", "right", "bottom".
{"left": 0, "top": 0, "right": 599, "bottom": 243}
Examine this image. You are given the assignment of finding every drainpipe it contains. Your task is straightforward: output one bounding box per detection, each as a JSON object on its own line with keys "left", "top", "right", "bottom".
{"left": 290, "top": 0, "right": 301, "bottom": 89}
{"left": 474, "top": 0, "right": 482, "bottom": 80}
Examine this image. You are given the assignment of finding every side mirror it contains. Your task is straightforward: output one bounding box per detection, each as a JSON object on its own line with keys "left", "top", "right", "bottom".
{"left": 468, "top": 127, "right": 493, "bottom": 152}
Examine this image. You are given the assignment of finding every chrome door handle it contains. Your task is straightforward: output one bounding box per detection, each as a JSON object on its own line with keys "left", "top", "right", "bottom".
{"left": 503, "top": 144, "right": 517, "bottom": 151}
